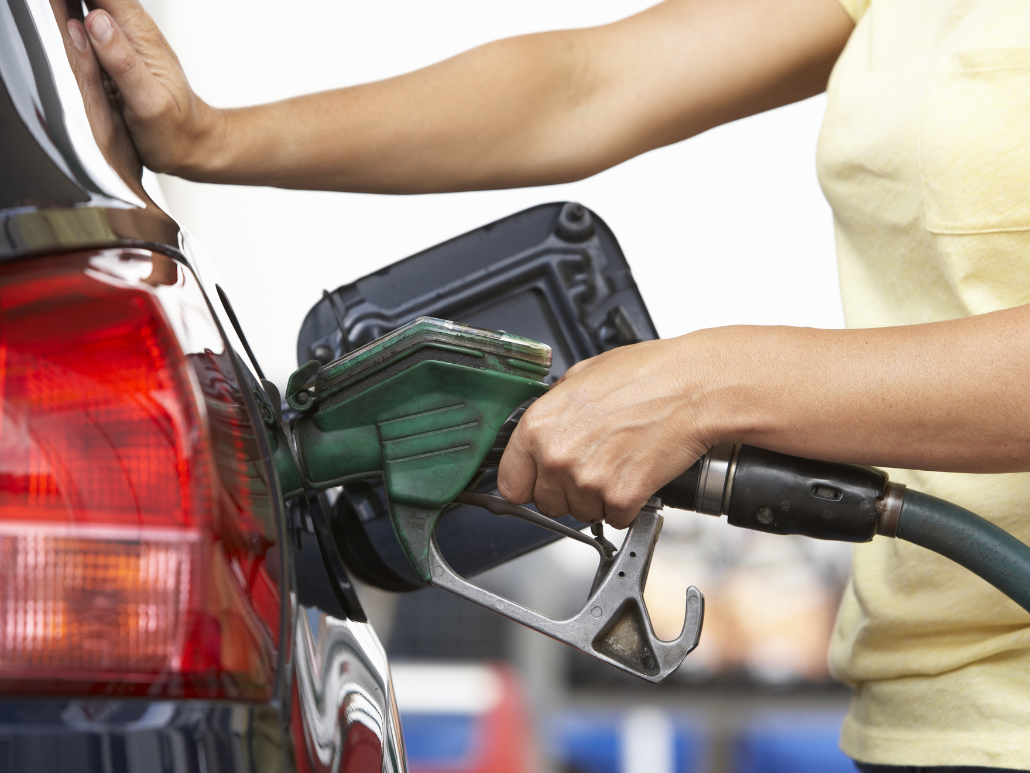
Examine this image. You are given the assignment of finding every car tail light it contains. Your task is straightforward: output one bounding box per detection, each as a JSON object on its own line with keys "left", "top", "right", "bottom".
{"left": 0, "top": 250, "right": 280, "bottom": 698}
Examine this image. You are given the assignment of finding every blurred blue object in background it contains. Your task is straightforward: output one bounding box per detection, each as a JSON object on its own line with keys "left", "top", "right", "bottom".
{"left": 402, "top": 714, "right": 478, "bottom": 767}
{"left": 547, "top": 709, "right": 704, "bottom": 773}
{"left": 546, "top": 707, "right": 854, "bottom": 773}
{"left": 548, "top": 713, "right": 620, "bottom": 773}
{"left": 733, "top": 712, "right": 853, "bottom": 773}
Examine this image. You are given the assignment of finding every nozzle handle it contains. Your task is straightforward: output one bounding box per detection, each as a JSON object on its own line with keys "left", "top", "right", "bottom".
{"left": 484, "top": 408, "right": 888, "bottom": 542}
{"left": 654, "top": 461, "right": 704, "bottom": 511}
{"left": 725, "top": 445, "right": 888, "bottom": 542}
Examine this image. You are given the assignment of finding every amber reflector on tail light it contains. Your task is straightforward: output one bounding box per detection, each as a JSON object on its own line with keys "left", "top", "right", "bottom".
{"left": 0, "top": 531, "right": 195, "bottom": 673}
{"left": 0, "top": 251, "right": 278, "bottom": 698}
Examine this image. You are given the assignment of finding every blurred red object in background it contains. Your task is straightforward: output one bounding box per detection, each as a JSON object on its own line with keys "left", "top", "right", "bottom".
{"left": 393, "top": 662, "right": 538, "bottom": 773}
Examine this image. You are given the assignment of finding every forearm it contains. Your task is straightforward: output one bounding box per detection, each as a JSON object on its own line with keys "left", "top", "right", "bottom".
{"left": 186, "top": 32, "right": 593, "bottom": 191}
{"left": 698, "top": 306, "right": 1030, "bottom": 473}
{"left": 173, "top": 0, "right": 853, "bottom": 192}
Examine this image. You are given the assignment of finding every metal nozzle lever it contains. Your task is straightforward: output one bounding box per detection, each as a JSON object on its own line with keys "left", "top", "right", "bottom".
{"left": 434, "top": 493, "right": 704, "bottom": 683}
{"left": 455, "top": 491, "right": 612, "bottom": 560}
{"left": 590, "top": 521, "right": 618, "bottom": 559}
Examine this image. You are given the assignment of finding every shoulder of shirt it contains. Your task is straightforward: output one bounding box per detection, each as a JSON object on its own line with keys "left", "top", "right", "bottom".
{"left": 836, "top": 0, "right": 869, "bottom": 22}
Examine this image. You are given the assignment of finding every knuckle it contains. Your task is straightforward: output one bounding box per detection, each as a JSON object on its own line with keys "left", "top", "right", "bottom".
{"left": 536, "top": 504, "right": 561, "bottom": 519}
{"left": 558, "top": 362, "right": 586, "bottom": 385}
{"left": 608, "top": 517, "right": 632, "bottom": 531}
{"left": 519, "top": 411, "right": 548, "bottom": 440}
{"left": 538, "top": 443, "right": 573, "bottom": 472}
{"left": 567, "top": 499, "right": 603, "bottom": 525}
{"left": 496, "top": 466, "right": 531, "bottom": 505}
{"left": 534, "top": 495, "right": 568, "bottom": 519}
{"left": 573, "top": 469, "right": 606, "bottom": 495}
{"left": 496, "top": 482, "right": 516, "bottom": 503}
{"left": 82, "top": 64, "right": 102, "bottom": 91}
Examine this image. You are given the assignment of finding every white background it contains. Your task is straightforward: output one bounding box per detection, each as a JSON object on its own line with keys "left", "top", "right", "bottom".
{"left": 142, "top": 0, "right": 844, "bottom": 390}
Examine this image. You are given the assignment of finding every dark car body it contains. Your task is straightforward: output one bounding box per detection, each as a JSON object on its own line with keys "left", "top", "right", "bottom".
{"left": 0, "top": 1, "right": 405, "bottom": 770}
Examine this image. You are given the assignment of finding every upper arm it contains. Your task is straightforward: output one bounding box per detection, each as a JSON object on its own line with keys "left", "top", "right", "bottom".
{"left": 567, "top": 0, "right": 855, "bottom": 172}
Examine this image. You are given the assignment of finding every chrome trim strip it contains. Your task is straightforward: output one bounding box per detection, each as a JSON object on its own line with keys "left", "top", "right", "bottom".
{"left": 698, "top": 442, "right": 735, "bottom": 516}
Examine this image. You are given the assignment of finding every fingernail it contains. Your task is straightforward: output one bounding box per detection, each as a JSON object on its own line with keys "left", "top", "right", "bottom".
{"left": 67, "top": 21, "right": 88, "bottom": 52}
{"left": 88, "top": 12, "right": 113, "bottom": 44}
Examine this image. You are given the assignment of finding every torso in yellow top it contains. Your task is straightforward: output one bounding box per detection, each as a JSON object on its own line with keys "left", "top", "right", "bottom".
{"left": 818, "top": 0, "right": 1030, "bottom": 766}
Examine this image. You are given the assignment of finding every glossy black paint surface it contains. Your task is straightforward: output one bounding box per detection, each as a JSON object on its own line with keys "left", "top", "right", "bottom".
{"left": 0, "top": 700, "right": 284, "bottom": 773}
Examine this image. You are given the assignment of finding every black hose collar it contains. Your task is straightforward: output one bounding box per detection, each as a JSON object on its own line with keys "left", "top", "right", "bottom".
{"left": 725, "top": 446, "right": 888, "bottom": 542}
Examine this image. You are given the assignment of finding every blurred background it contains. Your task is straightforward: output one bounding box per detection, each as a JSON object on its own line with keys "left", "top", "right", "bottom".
{"left": 141, "top": 1, "right": 853, "bottom": 771}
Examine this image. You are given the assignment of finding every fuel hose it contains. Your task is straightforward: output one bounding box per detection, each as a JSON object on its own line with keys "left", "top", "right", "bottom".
{"left": 657, "top": 444, "right": 1030, "bottom": 616}
{"left": 895, "top": 490, "right": 1030, "bottom": 614}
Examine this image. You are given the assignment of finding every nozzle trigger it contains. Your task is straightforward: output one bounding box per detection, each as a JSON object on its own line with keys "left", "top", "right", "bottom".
{"left": 429, "top": 494, "right": 704, "bottom": 683}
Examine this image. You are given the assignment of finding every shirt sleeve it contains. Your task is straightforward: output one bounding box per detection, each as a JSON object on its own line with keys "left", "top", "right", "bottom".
{"left": 836, "top": 0, "right": 869, "bottom": 22}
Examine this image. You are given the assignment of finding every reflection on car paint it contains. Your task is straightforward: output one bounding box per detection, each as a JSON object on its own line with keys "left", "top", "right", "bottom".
{"left": 294, "top": 605, "right": 406, "bottom": 773}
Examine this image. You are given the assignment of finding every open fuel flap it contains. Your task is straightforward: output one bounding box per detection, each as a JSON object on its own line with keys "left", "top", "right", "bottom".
{"left": 295, "top": 202, "right": 659, "bottom": 591}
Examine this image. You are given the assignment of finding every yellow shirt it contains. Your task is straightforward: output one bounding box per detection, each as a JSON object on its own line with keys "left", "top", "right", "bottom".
{"left": 819, "top": 0, "right": 1030, "bottom": 767}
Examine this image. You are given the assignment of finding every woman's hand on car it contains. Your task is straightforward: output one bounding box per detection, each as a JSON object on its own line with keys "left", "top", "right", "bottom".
{"left": 62, "top": 7, "right": 142, "bottom": 187}
{"left": 70, "top": 0, "right": 224, "bottom": 177}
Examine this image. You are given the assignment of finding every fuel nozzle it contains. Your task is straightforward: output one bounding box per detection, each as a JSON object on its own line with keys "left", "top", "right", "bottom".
{"left": 277, "top": 317, "right": 703, "bottom": 683}
{"left": 282, "top": 316, "right": 552, "bottom": 581}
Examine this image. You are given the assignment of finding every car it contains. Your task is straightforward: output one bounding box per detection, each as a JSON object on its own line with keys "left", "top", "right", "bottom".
{"left": 0, "top": 1, "right": 658, "bottom": 771}
{"left": 1, "top": 1, "right": 404, "bottom": 769}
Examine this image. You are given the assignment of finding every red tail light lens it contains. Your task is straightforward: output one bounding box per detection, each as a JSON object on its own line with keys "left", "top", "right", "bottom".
{"left": 0, "top": 250, "right": 280, "bottom": 698}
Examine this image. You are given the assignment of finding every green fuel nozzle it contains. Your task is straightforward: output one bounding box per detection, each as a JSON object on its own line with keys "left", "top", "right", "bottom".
{"left": 279, "top": 317, "right": 551, "bottom": 582}
{"left": 273, "top": 317, "right": 704, "bottom": 683}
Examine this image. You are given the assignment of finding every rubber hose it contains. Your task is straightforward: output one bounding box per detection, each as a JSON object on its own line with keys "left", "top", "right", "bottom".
{"left": 897, "top": 490, "right": 1030, "bottom": 615}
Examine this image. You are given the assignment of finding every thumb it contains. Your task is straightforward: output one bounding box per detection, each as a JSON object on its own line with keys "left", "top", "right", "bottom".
{"left": 84, "top": 10, "right": 164, "bottom": 120}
